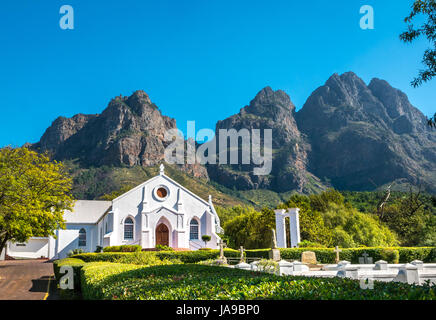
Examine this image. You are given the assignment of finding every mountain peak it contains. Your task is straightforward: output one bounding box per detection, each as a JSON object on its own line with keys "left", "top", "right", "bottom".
{"left": 244, "top": 86, "right": 295, "bottom": 119}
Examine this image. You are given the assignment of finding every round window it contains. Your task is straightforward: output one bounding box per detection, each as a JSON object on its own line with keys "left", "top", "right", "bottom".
{"left": 156, "top": 187, "right": 167, "bottom": 198}
{"left": 153, "top": 185, "right": 169, "bottom": 201}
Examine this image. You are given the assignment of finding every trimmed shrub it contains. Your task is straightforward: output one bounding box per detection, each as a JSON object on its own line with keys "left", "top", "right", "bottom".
{"left": 53, "top": 258, "right": 85, "bottom": 290}
{"left": 155, "top": 245, "right": 174, "bottom": 251}
{"left": 380, "top": 249, "right": 400, "bottom": 264}
{"left": 72, "top": 252, "right": 132, "bottom": 263}
{"left": 73, "top": 249, "right": 240, "bottom": 264}
{"left": 155, "top": 249, "right": 240, "bottom": 263}
{"left": 103, "top": 245, "right": 141, "bottom": 252}
{"left": 245, "top": 247, "right": 436, "bottom": 264}
{"left": 80, "top": 263, "right": 436, "bottom": 300}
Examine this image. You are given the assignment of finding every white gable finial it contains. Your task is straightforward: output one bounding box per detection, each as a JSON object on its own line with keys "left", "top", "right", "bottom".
{"left": 159, "top": 164, "right": 165, "bottom": 175}
{"left": 208, "top": 195, "right": 212, "bottom": 203}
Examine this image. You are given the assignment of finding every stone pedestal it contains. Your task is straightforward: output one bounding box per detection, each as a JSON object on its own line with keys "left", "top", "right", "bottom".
{"left": 269, "top": 249, "right": 281, "bottom": 262}
{"left": 375, "top": 260, "right": 388, "bottom": 270}
{"left": 394, "top": 264, "right": 420, "bottom": 285}
{"left": 278, "top": 260, "right": 293, "bottom": 275}
{"left": 235, "top": 262, "right": 251, "bottom": 271}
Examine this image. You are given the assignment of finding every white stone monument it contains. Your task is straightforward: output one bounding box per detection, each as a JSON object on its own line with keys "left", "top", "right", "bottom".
{"left": 274, "top": 208, "right": 300, "bottom": 248}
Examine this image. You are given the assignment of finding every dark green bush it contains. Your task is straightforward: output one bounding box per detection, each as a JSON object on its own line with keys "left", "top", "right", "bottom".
{"left": 72, "top": 249, "right": 240, "bottom": 264}
{"left": 72, "top": 252, "right": 132, "bottom": 262}
{"left": 103, "top": 245, "right": 142, "bottom": 252}
{"left": 380, "top": 249, "right": 400, "bottom": 264}
{"left": 53, "top": 258, "right": 85, "bottom": 291}
{"left": 245, "top": 247, "right": 436, "bottom": 264}
{"left": 155, "top": 245, "right": 174, "bottom": 251}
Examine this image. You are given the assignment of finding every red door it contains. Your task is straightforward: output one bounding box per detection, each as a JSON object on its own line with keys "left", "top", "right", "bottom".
{"left": 155, "top": 223, "right": 169, "bottom": 246}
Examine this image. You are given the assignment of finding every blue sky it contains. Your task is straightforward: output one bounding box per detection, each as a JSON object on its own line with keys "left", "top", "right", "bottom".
{"left": 0, "top": 0, "right": 434, "bottom": 146}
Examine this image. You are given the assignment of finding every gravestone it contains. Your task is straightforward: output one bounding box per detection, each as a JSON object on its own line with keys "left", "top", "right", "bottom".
{"left": 239, "top": 246, "right": 245, "bottom": 263}
{"left": 269, "top": 229, "right": 281, "bottom": 262}
{"left": 358, "top": 252, "right": 373, "bottom": 264}
{"left": 216, "top": 240, "right": 227, "bottom": 265}
{"left": 334, "top": 246, "right": 342, "bottom": 264}
{"left": 301, "top": 251, "right": 317, "bottom": 264}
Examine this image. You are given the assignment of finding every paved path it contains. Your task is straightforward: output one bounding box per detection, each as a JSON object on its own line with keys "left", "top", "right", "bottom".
{"left": 0, "top": 259, "right": 57, "bottom": 300}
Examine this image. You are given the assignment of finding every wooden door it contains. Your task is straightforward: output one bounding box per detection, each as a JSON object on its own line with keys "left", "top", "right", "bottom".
{"left": 155, "top": 223, "right": 169, "bottom": 246}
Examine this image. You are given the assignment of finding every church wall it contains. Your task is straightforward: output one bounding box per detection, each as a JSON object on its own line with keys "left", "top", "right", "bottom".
{"left": 56, "top": 224, "right": 98, "bottom": 259}
{"left": 111, "top": 175, "right": 218, "bottom": 249}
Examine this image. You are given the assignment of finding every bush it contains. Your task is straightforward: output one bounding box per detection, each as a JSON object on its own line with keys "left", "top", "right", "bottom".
{"left": 71, "top": 249, "right": 241, "bottom": 265}
{"left": 155, "top": 249, "right": 240, "bottom": 263}
{"left": 380, "top": 249, "right": 400, "bottom": 264}
{"left": 67, "top": 248, "right": 84, "bottom": 257}
{"left": 114, "top": 251, "right": 179, "bottom": 266}
{"left": 298, "top": 240, "right": 327, "bottom": 248}
{"left": 245, "top": 247, "right": 436, "bottom": 264}
{"left": 103, "top": 245, "right": 142, "bottom": 252}
{"left": 80, "top": 263, "right": 436, "bottom": 300}
{"left": 155, "top": 245, "right": 174, "bottom": 251}
{"left": 53, "top": 258, "right": 85, "bottom": 291}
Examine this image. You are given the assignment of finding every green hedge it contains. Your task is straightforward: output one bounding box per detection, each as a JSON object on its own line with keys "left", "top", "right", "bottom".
{"left": 53, "top": 258, "right": 85, "bottom": 291}
{"left": 72, "top": 247, "right": 436, "bottom": 266}
{"left": 73, "top": 249, "right": 240, "bottom": 264}
{"left": 103, "top": 245, "right": 142, "bottom": 252}
{"left": 155, "top": 249, "right": 240, "bottom": 263}
{"left": 80, "top": 263, "right": 436, "bottom": 300}
{"left": 245, "top": 247, "right": 436, "bottom": 264}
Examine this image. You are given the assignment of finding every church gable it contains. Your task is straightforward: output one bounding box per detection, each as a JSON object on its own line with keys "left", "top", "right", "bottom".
{"left": 112, "top": 166, "right": 211, "bottom": 217}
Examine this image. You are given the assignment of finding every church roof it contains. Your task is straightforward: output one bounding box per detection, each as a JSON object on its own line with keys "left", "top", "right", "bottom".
{"left": 63, "top": 200, "right": 112, "bottom": 224}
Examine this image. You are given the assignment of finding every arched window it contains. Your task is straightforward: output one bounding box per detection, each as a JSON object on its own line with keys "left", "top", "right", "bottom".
{"left": 189, "top": 219, "right": 199, "bottom": 240}
{"left": 78, "top": 228, "right": 86, "bottom": 247}
{"left": 124, "top": 217, "right": 134, "bottom": 240}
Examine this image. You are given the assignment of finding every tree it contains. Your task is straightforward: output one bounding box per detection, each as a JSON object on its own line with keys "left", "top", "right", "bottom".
{"left": 280, "top": 194, "right": 333, "bottom": 246}
{"left": 99, "top": 184, "right": 135, "bottom": 201}
{"left": 201, "top": 235, "right": 211, "bottom": 248}
{"left": 0, "top": 147, "right": 74, "bottom": 254}
{"left": 380, "top": 188, "right": 429, "bottom": 246}
{"left": 223, "top": 207, "right": 274, "bottom": 249}
{"left": 400, "top": 0, "right": 436, "bottom": 87}
{"left": 322, "top": 203, "right": 399, "bottom": 247}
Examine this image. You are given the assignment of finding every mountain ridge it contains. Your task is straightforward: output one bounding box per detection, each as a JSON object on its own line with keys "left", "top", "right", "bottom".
{"left": 30, "top": 72, "right": 436, "bottom": 198}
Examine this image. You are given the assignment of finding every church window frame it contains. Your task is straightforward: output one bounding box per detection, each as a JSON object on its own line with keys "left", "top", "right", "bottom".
{"left": 78, "top": 228, "right": 87, "bottom": 247}
{"left": 124, "top": 217, "right": 135, "bottom": 241}
{"left": 189, "top": 218, "right": 200, "bottom": 240}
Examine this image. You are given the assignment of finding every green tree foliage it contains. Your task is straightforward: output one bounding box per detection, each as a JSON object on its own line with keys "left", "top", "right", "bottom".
{"left": 222, "top": 207, "right": 274, "bottom": 249}
{"left": 215, "top": 205, "right": 255, "bottom": 226}
{"left": 279, "top": 193, "right": 333, "bottom": 246}
{"left": 400, "top": 0, "right": 436, "bottom": 87}
{"left": 323, "top": 203, "right": 398, "bottom": 247}
{"left": 99, "top": 184, "right": 135, "bottom": 201}
{"left": 380, "top": 190, "right": 434, "bottom": 246}
{"left": 0, "top": 147, "right": 74, "bottom": 254}
{"left": 221, "top": 189, "right": 401, "bottom": 249}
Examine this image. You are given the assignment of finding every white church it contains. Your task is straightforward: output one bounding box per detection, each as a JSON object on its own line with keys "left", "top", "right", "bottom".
{"left": 1, "top": 165, "right": 223, "bottom": 260}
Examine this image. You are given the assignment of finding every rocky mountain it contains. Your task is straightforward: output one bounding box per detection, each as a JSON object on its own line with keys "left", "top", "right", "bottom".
{"left": 206, "top": 87, "right": 325, "bottom": 193}
{"left": 295, "top": 72, "right": 436, "bottom": 193}
{"left": 31, "top": 73, "right": 436, "bottom": 199}
{"left": 32, "top": 90, "right": 208, "bottom": 178}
